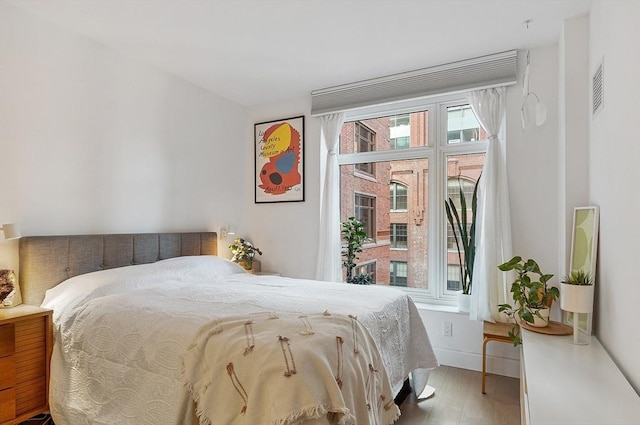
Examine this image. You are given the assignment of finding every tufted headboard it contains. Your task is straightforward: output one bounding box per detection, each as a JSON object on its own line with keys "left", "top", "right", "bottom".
{"left": 19, "top": 232, "right": 217, "bottom": 306}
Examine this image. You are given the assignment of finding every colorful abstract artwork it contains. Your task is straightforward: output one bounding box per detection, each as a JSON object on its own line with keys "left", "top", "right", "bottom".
{"left": 255, "top": 116, "right": 304, "bottom": 203}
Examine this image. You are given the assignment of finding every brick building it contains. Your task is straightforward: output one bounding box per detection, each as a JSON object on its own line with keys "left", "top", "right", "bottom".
{"left": 340, "top": 109, "right": 485, "bottom": 289}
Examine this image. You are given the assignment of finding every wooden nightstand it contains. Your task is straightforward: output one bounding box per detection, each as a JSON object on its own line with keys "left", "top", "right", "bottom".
{"left": 0, "top": 306, "right": 52, "bottom": 425}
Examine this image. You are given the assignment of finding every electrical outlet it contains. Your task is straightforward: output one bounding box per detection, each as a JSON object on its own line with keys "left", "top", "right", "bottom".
{"left": 442, "top": 321, "right": 452, "bottom": 337}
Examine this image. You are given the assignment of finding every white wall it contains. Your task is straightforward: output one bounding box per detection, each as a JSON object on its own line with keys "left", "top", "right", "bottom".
{"left": 507, "top": 46, "right": 561, "bottom": 286}
{"left": 558, "top": 14, "right": 590, "bottom": 275}
{"left": 0, "top": 4, "right": 247, "bottom": 270}
{"left": 243, "top": 98, "right": 321, "bottom": 278}
{"left": 588, "top": 0, "right": 640, "bottom": 393}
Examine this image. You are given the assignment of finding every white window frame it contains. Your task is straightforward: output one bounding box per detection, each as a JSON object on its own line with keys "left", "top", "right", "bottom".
{"left": 338, "top": 93, "right": 489, "bottom": 305}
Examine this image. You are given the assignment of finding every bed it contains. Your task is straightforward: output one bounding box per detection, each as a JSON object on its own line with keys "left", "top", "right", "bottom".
{"left": 18, "top": 232, "right": 438, "bottom": 425}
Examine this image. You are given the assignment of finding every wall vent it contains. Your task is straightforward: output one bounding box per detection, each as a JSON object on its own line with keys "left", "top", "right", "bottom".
{"left": 593, "top": 59, "right": 604, "bottom": 117}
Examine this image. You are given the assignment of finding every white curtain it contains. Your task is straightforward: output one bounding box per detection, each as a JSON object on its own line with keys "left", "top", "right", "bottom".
{"left": 315, "top": 113, "right": 346, "bottom": 282}
{"left": 467, "top": 88, "right": 513, "bottom": 322}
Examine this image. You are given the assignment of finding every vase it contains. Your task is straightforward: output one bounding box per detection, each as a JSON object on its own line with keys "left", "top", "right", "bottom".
{"left": 560, "top": 283, "right": 594, "bottom": 314}
{"left": 241, "top": 258, "right": 253, "bottom": 271}
{"left": 529, "top": 307, "right": 550, "bottom": 327}
{"left": 561, "top": 283, "right": 594, "bottom": 345}
{"left": 240, "top": 259, "right": 261, "bottom": 273}
{"left": 457, "top": 291, "right": 471, "bottom": 313}
{"left": 250, "top": 260, "right": 261, "bottom": 273}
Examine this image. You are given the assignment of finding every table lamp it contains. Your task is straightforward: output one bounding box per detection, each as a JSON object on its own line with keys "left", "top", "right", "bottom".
{"left": 1, "top": 223, "right": 21, "bottom": 240}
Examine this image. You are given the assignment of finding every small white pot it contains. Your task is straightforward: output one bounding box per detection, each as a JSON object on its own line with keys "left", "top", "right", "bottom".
{"left": 561, "top": 283, "right": 594, "bottom": 314}
{"left": 457, "top": 291, "right": 471, "bottom": 313}
{"left": 529, "top": 307, "right": 550, "bottom": 327}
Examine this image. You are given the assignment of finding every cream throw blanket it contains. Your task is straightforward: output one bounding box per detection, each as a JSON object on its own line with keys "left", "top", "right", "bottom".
{"left": 183, "top": 311, "right": 400, "bottom": 425}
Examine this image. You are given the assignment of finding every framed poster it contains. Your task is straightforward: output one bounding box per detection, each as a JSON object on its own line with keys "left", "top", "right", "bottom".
{"left": 254, "top": 116, "right": 305, "bottom": 203}
{"left": 564, "top": 206, "right": 599, "bottom": 335}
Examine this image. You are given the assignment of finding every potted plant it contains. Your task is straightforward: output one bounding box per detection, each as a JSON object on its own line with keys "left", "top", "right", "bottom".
{"left": 229, "top": 238, "right": 263, "bottom": 271}
{"left": 497, "top": 256, "right": 560, "bottom": 345}
{"left": 560, "top": 270, "right": 594, "bottom": 344}
{"left": 341, "top": 217, "right": 373, "bottom": 284}
{"left": 445, "top": 177, "right": 479, "bottom": 311}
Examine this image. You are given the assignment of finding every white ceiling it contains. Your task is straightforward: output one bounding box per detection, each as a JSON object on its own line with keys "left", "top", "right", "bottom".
{"left": 7, "top": 0, "right": 591, "bottom": 107}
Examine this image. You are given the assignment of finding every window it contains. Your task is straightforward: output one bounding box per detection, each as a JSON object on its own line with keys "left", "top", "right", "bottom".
{"left": 390, "top": 136, "right": 410, "bottom": 150}
{"left": 446, "top": 105, "right": 483, "bottom": 144}
{"left": 355, "top": 122, "right": 375, "bottom": 175}
{"left": 390, "top": 114, "right": 411, "bottom": 150}
{"left": 357, "top": 262, "right": 376, "bottom": 283}
{"left": 338, "top": 96, "right": 489, "bottom": 304}
{"left": 354, "top": 194, "right": 376, "bottom": 240}
{"left": 390, "top": 115, "right": 410, "bottom": 127}
{"left": 447, "top": 265, "right": 461, "bottom": 291}
{"left": 391, "top": 223, "right": 407, "bottom": 249}
{"left": 390, "top": 261, "right": 408, "bottom": 286}
{"left": 390, "top": 182, "right": 408, "bottom": 211}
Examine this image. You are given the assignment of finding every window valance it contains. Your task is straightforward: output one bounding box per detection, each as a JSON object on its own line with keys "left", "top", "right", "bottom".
{"left": 311, "top": 50, "right": 517, "bottom": 116}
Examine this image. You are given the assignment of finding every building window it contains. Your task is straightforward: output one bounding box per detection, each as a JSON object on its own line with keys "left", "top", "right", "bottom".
{"left": 391, "top": 261, "right": 408, "bottom": 286}
{"left": 355, "top": 122, "right": 375, "bottom": 175}
{"left": 390, "top": 114, "right": 410, "bottom": 127}
{"left": 390, "top": 182, "right": 408, "bottom": 211}
{"left": 338, "top": 98, "right": 489, "bottom": 304}
{"left": 390, "top": 136, "right": 410, "bottom": 150}
{"left": 446, "top": 105, "right": 482, "bottom": 144}
{"left": 354, "top": 193, "right": 376, "bottom": 240}
{"left": 447, "top": 265, "right": 461, "bottom": 291}
{"left": 357, "top": 261, "right": 376, "bottom": 283}
{"left": 391, "top": 223, "right": 407, "bottom": 249}
{"left": 390, "top": 114, "right": 411, "bottom": 150}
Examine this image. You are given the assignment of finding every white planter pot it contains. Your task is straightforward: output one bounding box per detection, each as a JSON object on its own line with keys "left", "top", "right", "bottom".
{"left": 457, "top": 291, "right": 471, "bottom": 313}
{"left": 529, "top": 307, "right": 550, "bottom": 327}
{"left": 560, "top": 283, "right": 594, "bottom": 314}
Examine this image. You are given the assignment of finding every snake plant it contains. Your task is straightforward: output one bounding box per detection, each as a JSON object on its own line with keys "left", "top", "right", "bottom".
{"left": 444, "top": 177, "right": 479, "bottom": 295}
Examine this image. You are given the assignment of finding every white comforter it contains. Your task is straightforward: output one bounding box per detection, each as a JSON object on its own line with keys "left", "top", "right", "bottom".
{"left": 42, "top": 256, "right": 437, "bottom": 425}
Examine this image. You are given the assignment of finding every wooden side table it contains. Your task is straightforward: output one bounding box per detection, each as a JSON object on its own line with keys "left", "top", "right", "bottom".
{"left": 481, "top": 321, "right": 515, "bottom": 394}
{"left": 0, "top": 306, "right": 53, "bottom": 425}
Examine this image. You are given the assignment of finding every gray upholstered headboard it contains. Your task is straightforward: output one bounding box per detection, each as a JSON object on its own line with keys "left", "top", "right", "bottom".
{"left": 19, "top": 232, "right": 217, "bottom": 306}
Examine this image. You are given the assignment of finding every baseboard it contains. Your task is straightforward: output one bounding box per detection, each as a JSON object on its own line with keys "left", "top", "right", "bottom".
{"left": 433, "top": 347, "right": 520, "bottom": 379}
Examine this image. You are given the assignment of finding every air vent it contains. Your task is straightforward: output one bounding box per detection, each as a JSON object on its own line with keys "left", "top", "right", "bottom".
{"left": 593, "top": 59, "right": 604, "bottom": 117}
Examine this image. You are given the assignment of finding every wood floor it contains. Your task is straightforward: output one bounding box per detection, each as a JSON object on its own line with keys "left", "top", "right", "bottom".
{"left": 396, "top": 366, "right": 521, "bottom": 425}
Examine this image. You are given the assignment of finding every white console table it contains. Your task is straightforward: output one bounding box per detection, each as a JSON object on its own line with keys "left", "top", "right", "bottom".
{"left": 520, "top": 328, "right": 640, "bottom": 425}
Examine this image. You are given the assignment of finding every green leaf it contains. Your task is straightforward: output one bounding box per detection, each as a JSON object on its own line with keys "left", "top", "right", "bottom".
{"left": 540, "top": 274, "right": 554, "bottom": 284}
{"left": 521, "top": 310, "right": 534, "bottom": 323}
{"left": 498, "top": 256, "right": 522, "bottom": 271}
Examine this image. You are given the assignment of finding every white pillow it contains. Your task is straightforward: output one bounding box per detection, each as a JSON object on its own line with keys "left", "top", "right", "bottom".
{"left": 150, "top": 255, "right": 248, "bottom": 278}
